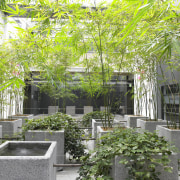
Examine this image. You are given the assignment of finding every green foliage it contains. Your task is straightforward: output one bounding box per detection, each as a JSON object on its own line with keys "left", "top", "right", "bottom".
{"left": 82, "top": 111, "right": 114, "bottom": 127}
{"left": 77, "top": 128, "right": 176, "bottom": 180}
{"left": 0, "top": 0, "right": 179, "bottom": 127}
{"left": 22, "top": 112, "right": 85, "bottom": 160}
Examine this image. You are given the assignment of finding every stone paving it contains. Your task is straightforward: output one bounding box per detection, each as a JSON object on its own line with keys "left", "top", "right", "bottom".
{"left": 56, "top": 167, "right": 79, "bottom": 180}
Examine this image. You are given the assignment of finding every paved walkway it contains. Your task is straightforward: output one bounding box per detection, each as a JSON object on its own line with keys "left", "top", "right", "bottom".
{"left": 56, "top": 167, "right": 79, "bottom": 180}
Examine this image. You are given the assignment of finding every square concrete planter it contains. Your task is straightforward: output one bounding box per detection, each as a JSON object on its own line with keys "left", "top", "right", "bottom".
{"left": 92, "top": 119, "right": 113, "bottom": 138}
{"left": 8, "top": 114, "right": 34, "bottom": 125}
{"left": 92, "top": 119, "right": 113, "bottom": 149}
{"left": 156, "top": 125, "right": 180, "bottom": 159}
{"left": 97, "top": 124, "right": 127, "bottom": 145}
{"left": 111, "top": 154, "right": 178, "bottom": 180}
{"left": 0, "top": 118, "right": 22, "bottom": 138}
{"left": 66, "top": 106, "right": 75, "bottom": 116}
{"left": 0, "top": 141, "right": 57, "bottom": 180}
{"left": 48, "top": 106, "right": 59, "bottom": 115}
{"left": 92, "top": 119, "right": 125, "bottom": 149}
{"left": 137, "top": 119, "right": 167, "bottom": 133}
{"left": 100, "top": 106, "right": 111, "bottom": 112}
{"left": 84, "top": 106, "right": 93, "bottom": 114}
{"left": 124, "top": 115, "right": 148, "bottom": 128}
{"left": 25, "top": 130, "right": 64, "bottom": 168}
{"left": 97, "top": 126, "right": 113, "bottom": 142}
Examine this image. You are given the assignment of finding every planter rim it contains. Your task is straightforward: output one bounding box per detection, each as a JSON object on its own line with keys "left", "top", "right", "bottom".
{"left": 0, "top": 118, "right": 21, "bottom": 122}
{"left": 0, "top": 141, "right": 57, "bottom": 159}
{"left": 157, "top": 125, "right": 180, "bottom": 131}
{"left": 92, "top": 118, "right": 113, "bottom": 121}
{"left": 137, "top": 118, "right": 166, "bottom": 122}
{"left": 27, "top": 129, "right": 64, "bottom": 132}
{"left": 9, "top": 114, "right": 33, "bottom": 117}
{"left": 125, "top": 115, "right": 148, "bottom": 117}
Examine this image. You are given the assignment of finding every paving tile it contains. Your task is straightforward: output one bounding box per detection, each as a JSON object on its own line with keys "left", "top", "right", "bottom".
{"left": 56, "top": 167, "right": 79, "bottom": 180}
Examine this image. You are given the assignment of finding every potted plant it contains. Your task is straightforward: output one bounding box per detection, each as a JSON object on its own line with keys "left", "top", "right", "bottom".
{"left": 22, "top": 112, "right": 85, "bottom": 168}
{"left": 136, "top": 57, "right": 168, "bottom": 132}
{"left": 82, "top": 111, "right": 114, "bottom": 128}
{"left": 82, "top": 111, "right": 114, "bottom": 145}
{"left": 77, "top": 128, "right": 178, "bottom": 180}
{"left": 156, "top": 65, "right": 180, "bottom": 157}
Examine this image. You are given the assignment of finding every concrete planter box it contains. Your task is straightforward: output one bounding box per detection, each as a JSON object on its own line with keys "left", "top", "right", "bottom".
{"left": 92, "top": 119, "right": 125, "bottom": 149}
{"left": 8, "top": 114, "right": 34, "bottom": 125}
{"left": 66, "top": 106, "right": 75, "bottom": 116}
{"left": 48, "top": 106, "right": 59, "bottom": 115}
{"left": 0, "top": 119, "right": 22, "bottom": 138}
{"left": 92, "top": 119, "right": 112, "bottom": 149}
{"left": 97, "top": 126, "right": 113, "bottom": 140}
{"left": 84, "top": 106, "right": 93, "bottom": 114}
{"left": 92, "top": 119, "right": 113, "bottom": 138}
{"left": 137, "top": 119, "right": 167, "bottom": 133}
{"left": 111, "top": 154, "right": 178, "bottom": 180}
{"left": 25, "top": 130, "right": 64, "bottom": 168}
{"left": 100, "top": 106, "right": 111, "bottom": 112}
{"left": 0, "top": 141, "right": 57, "bottom": 180}
{"left": 124, "top": 115, "right": 148, "bottom": 128}
{"left": 156, "top": 125, "right": 180, "bottom": 158}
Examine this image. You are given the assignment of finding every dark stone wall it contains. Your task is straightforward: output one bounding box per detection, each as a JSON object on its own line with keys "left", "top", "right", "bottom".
{"left": 24, "top": 73, "right": 134, "bottom": 115}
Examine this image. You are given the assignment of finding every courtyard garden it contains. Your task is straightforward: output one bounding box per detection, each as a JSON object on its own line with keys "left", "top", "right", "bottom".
{"left": 0, "top": 0, "right": 179, "bottom": 179}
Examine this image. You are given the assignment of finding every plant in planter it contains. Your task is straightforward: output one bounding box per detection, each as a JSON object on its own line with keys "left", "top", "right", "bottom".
{"left": 66, "top": 0, "right": 140, "bottom": 130}
{"left": 33, "top": 35, "right": 79, "bottom": 114}
{"left": 77, "top": 128, "right": 178, "bottom": 180}
{"left": 135, "top": 57, "right": 168, "bottom": 132}
{"left": 22, "top": 112, "right": 85, "bottom": 160}
{"left": 82, "top": 111, "right": 114, "bottom": 148}
{"left": 82, "top": 111, "right": 114, "bottom": 128}
{"left": 156, "top": 64, "right": 180, "bottom": 157}
{"left": 0, "top": 56, "right": 25, "bottom": 119}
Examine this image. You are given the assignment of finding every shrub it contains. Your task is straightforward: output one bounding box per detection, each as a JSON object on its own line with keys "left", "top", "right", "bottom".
{"left": 22, "top": 112, "right": 85, "bottom": 160}
{"left": 77, "top": 128, "right": 176, "bottom": 180}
